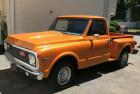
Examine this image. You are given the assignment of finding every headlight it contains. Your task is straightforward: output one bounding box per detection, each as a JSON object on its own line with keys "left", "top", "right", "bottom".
{"left": 29, "top": 54, "right": 36, "bottom": 66}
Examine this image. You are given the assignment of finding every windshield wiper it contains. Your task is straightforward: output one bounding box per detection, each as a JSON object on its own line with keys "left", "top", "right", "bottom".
{"left": 47, "top": 29, "right": 81, "bottom": 36}
{"left": 61, "top": 31, "right": 81, "bottom": 36}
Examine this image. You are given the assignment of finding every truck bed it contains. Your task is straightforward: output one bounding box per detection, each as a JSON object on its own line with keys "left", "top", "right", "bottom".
{"left": 109, "top": 32, "right": 133, "bottom": 39}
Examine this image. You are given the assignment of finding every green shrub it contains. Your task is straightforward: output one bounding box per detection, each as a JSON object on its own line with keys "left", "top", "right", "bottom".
{"left": 110, "top": 21, "right": 121, "bottom": 33}
{"left": 110, "top": 21, "right": 120, "bottom": 31}
{"left": 109, "top": 26, "right": 117, "bottom": 32}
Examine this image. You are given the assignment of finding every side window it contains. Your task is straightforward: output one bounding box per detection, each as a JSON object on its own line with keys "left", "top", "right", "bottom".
{"left": 88, "top": 20, "right": 106, "bottom": 36}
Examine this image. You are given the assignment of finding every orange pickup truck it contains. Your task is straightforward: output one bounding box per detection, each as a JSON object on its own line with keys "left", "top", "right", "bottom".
{"left": 4, "top": 15, "right": 138, "bottom": 89}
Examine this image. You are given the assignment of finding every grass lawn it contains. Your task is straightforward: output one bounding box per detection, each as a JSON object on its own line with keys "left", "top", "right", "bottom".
{"left": 129, "top": 29, "right": 140, "bottom": 32}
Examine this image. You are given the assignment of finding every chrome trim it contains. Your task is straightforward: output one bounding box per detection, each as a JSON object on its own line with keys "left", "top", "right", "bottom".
{"left": 4, "top": 41, "right": 39, "bottom": 69}
{"left": 17, "top": 65, "right": 42, "bottom": 76}
{"left": 131, "top": 48, "right": 139, "bottom": 54}
{"left": 5, "top": 52, "right": 39, "bottom": 71}
{"left": 5, "top": 52, "right": 43, "bottom": 80}
{"left": 15, "top": 58, "right": 39, "bottom": 71}
{"left": 17, "top": 65, "right": 43, "bottom": 80}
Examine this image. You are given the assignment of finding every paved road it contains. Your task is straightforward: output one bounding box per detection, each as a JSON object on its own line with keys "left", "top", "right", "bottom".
{"left": 0, "top": 35, "right": 140, "bottom": 94}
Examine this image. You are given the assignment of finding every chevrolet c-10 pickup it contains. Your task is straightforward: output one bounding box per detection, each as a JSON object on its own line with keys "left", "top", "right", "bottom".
{"left": 4, "top": 15, "right": 138, "bottom": 89}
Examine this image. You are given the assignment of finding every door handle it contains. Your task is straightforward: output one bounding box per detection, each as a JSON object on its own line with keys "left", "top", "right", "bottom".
{"left": 89, "top": 39, "right": 94, "bottom": 48}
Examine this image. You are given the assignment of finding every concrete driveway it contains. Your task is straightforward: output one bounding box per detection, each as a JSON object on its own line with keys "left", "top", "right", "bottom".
{"left": 0, "top": 35, "right": 140, "bottom": 94}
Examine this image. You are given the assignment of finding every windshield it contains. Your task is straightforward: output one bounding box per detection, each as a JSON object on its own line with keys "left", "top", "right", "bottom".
{"left": 48, "top": 18, "right": 89, "bottom": 35}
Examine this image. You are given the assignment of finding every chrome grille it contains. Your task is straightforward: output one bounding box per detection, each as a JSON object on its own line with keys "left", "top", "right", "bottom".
{"left": 5, "top": 42, "right": 37, "bottom": 67}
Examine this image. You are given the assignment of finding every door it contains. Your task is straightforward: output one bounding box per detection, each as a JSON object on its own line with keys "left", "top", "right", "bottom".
{"left": 86, "top": 19, "right": 111, "bottom": 67}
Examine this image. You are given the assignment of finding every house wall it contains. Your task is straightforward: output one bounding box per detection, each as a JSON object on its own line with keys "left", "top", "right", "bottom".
{"left": 0, "top": 0, "right": 2, "bottom": 13}
{"left": 13, "top": 0, "right": 107, "bottom": 33}
{"left": 4, "top": 0, "right": 117, "bottom": 34}
{"left": 0, "top": 0, "right": 12, "bottom": 34}
{"left": 0, "top": 0, "right": 12, "bottom": 45}
{"left": 0, "top": 0, "right": 3, "bottom": 45}
{"left": 110, "top": 0, "right": 117, "bottom": 16}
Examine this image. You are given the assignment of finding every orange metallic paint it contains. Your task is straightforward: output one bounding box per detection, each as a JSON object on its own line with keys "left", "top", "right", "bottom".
{"left": 6, "top": 15, "right": 137, "bottom": 78}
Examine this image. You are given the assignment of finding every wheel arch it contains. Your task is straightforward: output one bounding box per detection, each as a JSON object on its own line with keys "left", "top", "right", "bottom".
{"left": 47, "top": 52, "right": 79, "bottom": 77}
{"left": 118, "top": 43, "right": 131, "bottom": 59}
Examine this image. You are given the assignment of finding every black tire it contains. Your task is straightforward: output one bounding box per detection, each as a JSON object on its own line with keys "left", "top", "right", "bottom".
{"left": 118, "top": 49, "right": 129, "bottom": 68}
{"left": 48, "top": 60, "right": 76, "bottom": 90}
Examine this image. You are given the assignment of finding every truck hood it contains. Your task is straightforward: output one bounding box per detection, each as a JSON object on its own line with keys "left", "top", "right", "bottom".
{"left": 7, "top": 31, "right": 83, "bottom": 50}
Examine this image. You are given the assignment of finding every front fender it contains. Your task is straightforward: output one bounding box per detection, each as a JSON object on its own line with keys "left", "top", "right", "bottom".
{"left": 44, "top": 51, "right": 80, "bottom": 78}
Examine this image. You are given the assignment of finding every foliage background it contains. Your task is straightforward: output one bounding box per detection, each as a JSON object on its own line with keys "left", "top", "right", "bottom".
{"left": 114, "top": 0, "right": 140, "bottom": 21}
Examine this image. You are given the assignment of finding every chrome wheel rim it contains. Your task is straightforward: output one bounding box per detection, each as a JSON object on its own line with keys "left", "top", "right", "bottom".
{"left": 121, "top": 53, "right": 128, "bottom": 65}
{"left": 57, "top": 67, "right": 71, "bottom": 86}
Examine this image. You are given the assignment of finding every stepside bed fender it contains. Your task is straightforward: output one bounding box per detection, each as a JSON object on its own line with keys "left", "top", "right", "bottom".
{"left": 111, "top": 38, "right": 132, "bottom": 60}
{"left": 116, "top": 42, "right": 131, "bottom": 60}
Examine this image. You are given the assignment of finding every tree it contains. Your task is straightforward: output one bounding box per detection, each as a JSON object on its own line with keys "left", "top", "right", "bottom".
{"left": 126, "top": 0, "right": 140, "bottom": 21}
{"left": 114, "top": 0, "right": 140, "bottom": 21}
{"left": 131, "top": 7, "right": 140, "bottom": 21}
{"left": 126, "top": 0, "right": 140, "bottom": 8}
{"left": 114, "top": 0, "right": 127, "bottom": 20}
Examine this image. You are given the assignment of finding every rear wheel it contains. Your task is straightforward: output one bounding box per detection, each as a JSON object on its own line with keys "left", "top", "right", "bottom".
{"left": 49, "top": 61, "right": 76, "bottom": 90}
{"left": 118, "top": 49, "right": 129, "bottom": 68}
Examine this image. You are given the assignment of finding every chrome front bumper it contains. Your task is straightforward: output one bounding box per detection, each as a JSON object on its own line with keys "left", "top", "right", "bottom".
{"left": 5, "top": 52, "right": 43, "bottom": 80}
{"left": 131, "top": 48, "right": 139, "bottom": 54}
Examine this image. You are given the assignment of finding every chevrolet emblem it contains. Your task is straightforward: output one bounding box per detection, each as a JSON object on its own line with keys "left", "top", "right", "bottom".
{"left": 19, "top": 51, "right": 26, "bottom": 57}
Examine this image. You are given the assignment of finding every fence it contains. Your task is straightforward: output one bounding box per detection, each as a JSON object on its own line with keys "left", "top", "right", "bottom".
{"left": 119, "top": 22, "right": 140, "bottom": 29}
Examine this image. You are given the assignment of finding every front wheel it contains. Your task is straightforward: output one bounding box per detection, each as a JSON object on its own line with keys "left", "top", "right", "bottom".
{"left": 118, "top": 50, "right": 129, "bottom": 68}
{"left": 49, "top": 61, "right": 76, "bottom": 90}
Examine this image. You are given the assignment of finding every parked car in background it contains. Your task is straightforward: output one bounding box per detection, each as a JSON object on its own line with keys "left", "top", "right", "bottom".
{"left": 110, "top": 21, "right": 128, "bottom": 33}
{"left": 120, "top": 25, "right": 128, "bottom": 33}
